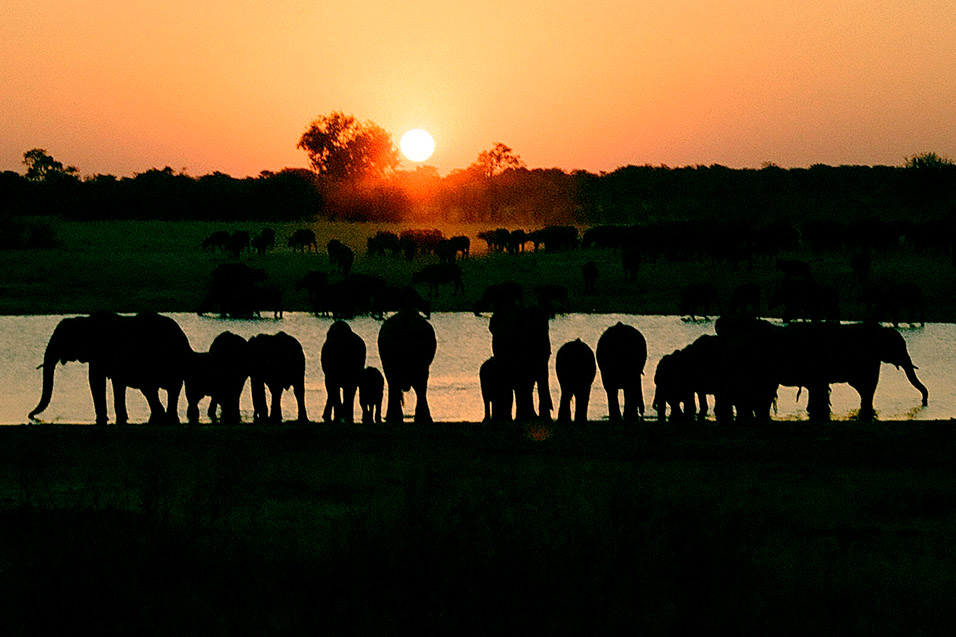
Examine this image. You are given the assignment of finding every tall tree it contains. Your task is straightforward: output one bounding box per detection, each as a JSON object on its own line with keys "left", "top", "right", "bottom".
{"left": 297, "top": 112, "right": 400, "bottom": 182}
{"left": 22, "top": 148, "right": 79, "bottom": 182}
{"left": 470, "top": 142, "right": 526, "bottom": 178}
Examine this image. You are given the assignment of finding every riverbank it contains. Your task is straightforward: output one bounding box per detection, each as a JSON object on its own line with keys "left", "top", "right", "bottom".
{"left": 2, "top": 421, "right": 955, "bottom": 633}
{"left": 2, "top": 219, "right": 956, "bottom": 320}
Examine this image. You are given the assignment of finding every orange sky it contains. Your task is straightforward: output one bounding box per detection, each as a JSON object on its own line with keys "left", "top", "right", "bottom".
{"left": 2, "top": 1, "right": 955, "bottom": 178}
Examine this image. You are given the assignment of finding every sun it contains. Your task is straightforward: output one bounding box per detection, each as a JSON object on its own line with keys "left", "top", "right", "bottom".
{"left": 400, "top": 129, "right": 435, "bottom": 162}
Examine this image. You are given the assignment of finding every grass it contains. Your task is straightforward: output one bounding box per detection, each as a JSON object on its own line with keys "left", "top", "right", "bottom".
{"left": 2, "top": 422, "right": 956, "bottom": 634}
{"left": 2, "top": 218, "right": 956, "bottom": 319}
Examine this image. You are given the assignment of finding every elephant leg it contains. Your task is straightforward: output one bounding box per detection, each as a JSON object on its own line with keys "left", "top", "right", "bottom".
{"left": 342, "top": 385, "right": 357, "bottom": 423}
{"left": 852, "top": 381, "right": 877, "bottom": 421}
{"left": 294, "top": 383, "right": 308, "bottom": 423}
{"left": 696, "top": 392, "right": 709, "bottom": 421}
{"left": 205, "top": 397, "right": 217, "bottom": 423}
{"left": 141, "top": 387, "right": 165, "bottom": 425}
{"left": 251, "top": 378, "right": 267, "bottom": 423}
{"left": 165, "top": 382, "right": 182, "bottom": 424}
{"left": 187, "top": 395, "right": 201, "bottom": 424}
{"left": 385, "top": 382, "right": 404, "bottom": 423}
{"left": 323, "top": 380, "right": 339, "bottom": 422}
{"left": 536, "top": 372, "right": 553, "bottom": 420}
{"left": 482, "top": 396, "right": 492, "bottom": 422}
{"left": 557, "top": 389, "right": 572, "bottom": 423}
{"left": 114, "top": 382, "right": 132, "bottom": 426}
{"left": 269, "top": 385, "right": 284, "bottom": 423}
{"left": 90, "top": 368, "right": 109, "bottom": 425}
{"left": 574, "top": 390, "right": 590, "bottom": 423}
{"left": 606, "top": 387, "right": 622, "bottom": 422}
{"left": 514, "top": 380, "right": 537, "bottom": 421}
{"left": 413, "top": 377, "right": 432, "bottom": 424}
{"left": 806, "top": 385, "right": 831, "bottom": 421}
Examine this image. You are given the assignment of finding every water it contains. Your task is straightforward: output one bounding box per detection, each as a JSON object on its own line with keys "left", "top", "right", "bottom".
{"left": 1, "top": 313, "right": 951, "bottom": 424}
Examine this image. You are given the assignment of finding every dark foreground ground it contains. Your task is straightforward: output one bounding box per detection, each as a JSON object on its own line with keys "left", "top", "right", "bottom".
{"left": 2, "top": 420, "right": 956, "bottom": 634}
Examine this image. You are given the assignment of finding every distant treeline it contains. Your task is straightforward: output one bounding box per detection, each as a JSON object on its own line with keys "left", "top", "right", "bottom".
{"left": 2, "top": 161, "right": 954, "bottom": 226}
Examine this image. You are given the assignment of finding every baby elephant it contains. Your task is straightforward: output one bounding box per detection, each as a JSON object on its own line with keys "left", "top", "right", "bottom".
{"left": 359, "top": 366, "right": 385, "bottom": 424}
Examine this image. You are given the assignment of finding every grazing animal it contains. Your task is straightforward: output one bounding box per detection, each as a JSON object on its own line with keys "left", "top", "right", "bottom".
{"left": 327, "top": 239, "right": 355, "bottom": 275}
{"left": 412, "top": 263, "right": 464, "bottom": 296}
{"left": 288, "top": 228, "right": 318, "bottom": 252}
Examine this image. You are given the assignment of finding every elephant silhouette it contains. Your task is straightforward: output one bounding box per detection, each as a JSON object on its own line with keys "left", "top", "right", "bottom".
{"left": 288, "top": 228, "right": 318, "bottom": 252}
{"left": 479, "top": 356, "right": 513, "bottom": 422}
{"left": 378, "top": 310, "right": 437, "bottom": 423}
{"left": 199, "top": 263, "right": 269, "bottom": 319}
{"left": 359, "top": 366, "right": 385, "bottom": 424}
{"left": 555, "top": 339, "right": 596, "bottom": 423}
{"left": 321, "top": 321, "right": 366, "bottom": 423}
{"left": 29, "top": 312, "right": 192, "bottom": 425}
{"left": 596, "top": 322, "right": 647, "bottom": 421}
{"left": 489, "top": 305, "right": 553, "bottom": 421}
{"left": 412, "top": 263, "right": 464, "bottom": 297}
{"left": 715, "top": 317, "right": 928, "bottom": 420}
{"left": 247, "top": 332, "right": 308, "bottom": 423}
{"left": 327, "top": 239, "right": 355, "bottom": 275}
{"left": 651, "top": 332, "right": 772, "bottom": 424}
{"left": 185, "top": 331, "right": 249, "bottom": 424}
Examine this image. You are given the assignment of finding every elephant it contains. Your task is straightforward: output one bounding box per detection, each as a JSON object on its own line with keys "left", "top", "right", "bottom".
{"left": 489, "top": 305, "right": 553, "bottom": 421}
{"left": 479, "top": 356, "right": 513, "bottom": 422}
{"left": 651, "top": 349, "right": 697, "bottom": 422}
{"left": 651, "top": 333, "right": 773, "bottom": 424}
{"left": 288, "top": 228, "right": 318, "bottom": 252}
{"left": 377, "top": 310, "right": 437, "bottom": 423}
{"left": 29, "top": 312, "right": 192, "bottom": 425}
{"left": 184, "top": 331, "right": 249, "bottom": 424}
{"left": 412, "top": 263, "right": 464, "bottom": 297}
{"left": 247, "top": 332, "right": 308, "bottom": 423}
{"left": 555, "top": 339, "right": 596, "bottom": 423}
{"left": 715, "top": 317, "right": 929, "bottom": 420}
{"left": 596, "top": 322, "right": 647, "bottom": 421}
{"left": 321, "top": 321, "right": 366, "bottom": 423}
{"left": 198, "top": 262, "right": 268, "bottom": 319}
{"left": 359, "top": 366, "right": 384, "bottom": 424}
{"left": 327, "top": 239, "right": 355, "bottom": 275}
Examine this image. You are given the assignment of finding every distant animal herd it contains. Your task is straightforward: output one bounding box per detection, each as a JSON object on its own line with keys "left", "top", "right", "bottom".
{"left": 196, "top": 219, "right": 937, "bottom": 327}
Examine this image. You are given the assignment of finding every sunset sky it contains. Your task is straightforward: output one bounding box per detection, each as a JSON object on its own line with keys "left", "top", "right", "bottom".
{"left": 2, "top": 1, "right": 955, "bottom": 178}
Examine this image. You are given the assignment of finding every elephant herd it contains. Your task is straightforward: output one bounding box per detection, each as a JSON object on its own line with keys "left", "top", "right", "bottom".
{"left": 27, "top": 311, "right": 435, "bottom": 426}
{"left": 27, "top": 309, "right": 929, "bottom": 426}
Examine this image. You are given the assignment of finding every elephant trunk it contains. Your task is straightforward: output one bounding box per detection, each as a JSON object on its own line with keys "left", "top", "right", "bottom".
{"left": 29, "top": 346, "right": 59, "bottom": 419}
{"left": 903, "top": 363, "right": 929, "bottom": 406}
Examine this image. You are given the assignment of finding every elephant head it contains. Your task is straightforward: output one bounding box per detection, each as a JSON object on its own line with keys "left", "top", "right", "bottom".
{"left": 30, "top": 315, "right": 109, "bottom": 419}
{"left": 870, "top": 325, "right": 929, "bottom": 406}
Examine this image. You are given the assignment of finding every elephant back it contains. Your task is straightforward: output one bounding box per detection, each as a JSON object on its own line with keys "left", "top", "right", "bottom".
{"left": 596, "top": 322, "right": 647, "bottom": 377}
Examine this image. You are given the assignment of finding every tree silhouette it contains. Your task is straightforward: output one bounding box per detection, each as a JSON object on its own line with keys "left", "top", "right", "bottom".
{"left": 22, "top": 149, "right": 79, "bottom": 183}
{"left": 471, "top": 143, "right": 526, "bottom": 178}
{"left": 297, "top": 112, "right": 400, "bottom": 182}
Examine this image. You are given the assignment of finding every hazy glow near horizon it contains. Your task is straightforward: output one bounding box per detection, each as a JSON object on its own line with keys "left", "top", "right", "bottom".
{"left": 2, "top": 1, "right": 955, "bottom": 178}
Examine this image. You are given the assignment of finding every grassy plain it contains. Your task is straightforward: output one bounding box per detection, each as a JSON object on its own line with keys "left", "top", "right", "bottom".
{"left": 2, "top": 218, "right": 956, "bottom": 319}
{"left": 2, "top": 422, "right": 956, "bottom": 634}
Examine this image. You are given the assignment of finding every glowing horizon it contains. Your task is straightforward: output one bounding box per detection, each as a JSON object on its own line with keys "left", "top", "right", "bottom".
{"left": 2, "top": 1, "right": 955, "bottom": 178}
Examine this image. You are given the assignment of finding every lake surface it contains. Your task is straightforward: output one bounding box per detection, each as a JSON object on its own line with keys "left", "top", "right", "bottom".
{"left": 1, "top": 313, "right": 952, "bottom": 424}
